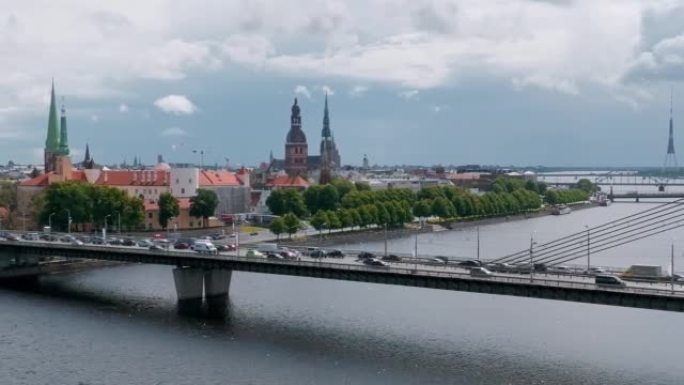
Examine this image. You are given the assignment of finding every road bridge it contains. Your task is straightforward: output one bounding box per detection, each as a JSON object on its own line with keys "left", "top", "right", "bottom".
{"left": 1, "top": 241, "right": 683, "bottom": 313}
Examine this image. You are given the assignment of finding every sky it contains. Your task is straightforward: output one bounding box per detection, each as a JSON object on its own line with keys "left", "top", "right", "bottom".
{"left": 2, "top": 0, "right": 684, "bottom": 168}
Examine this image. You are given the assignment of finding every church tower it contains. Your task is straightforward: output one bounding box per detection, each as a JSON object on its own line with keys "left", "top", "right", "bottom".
{"left": 319, "top": 94, "right": 341, "bottom": 169}
{"left": 285, "top": 98, "right": 308, "bottom": 176}
{"left": 58, "top": 100, "right": 70, "bottom": 156}
{"left": 44, "top": 81, "right": 60, "bottom": 173}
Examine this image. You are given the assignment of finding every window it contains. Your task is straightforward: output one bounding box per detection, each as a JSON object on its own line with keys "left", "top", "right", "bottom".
{"left": 181, "top": 188, "right": 185, "bottom": 194}
{"left": 148, "top": 212, "right": 153, "bottom": 218}
{"left": 176, "top": 178, "right": 179, "bottom": 184}
{"left": 189, "top": 178, "right": 192, "bottom": 184}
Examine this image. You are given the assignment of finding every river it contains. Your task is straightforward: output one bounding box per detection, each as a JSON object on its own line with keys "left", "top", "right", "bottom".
{"left": 1, "top": 202, "right": 683, "bottom": 385}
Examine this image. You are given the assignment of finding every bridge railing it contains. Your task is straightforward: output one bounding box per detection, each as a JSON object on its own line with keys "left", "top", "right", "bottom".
{"left": 5, "top": 241, "right": 684, "bottom": 299}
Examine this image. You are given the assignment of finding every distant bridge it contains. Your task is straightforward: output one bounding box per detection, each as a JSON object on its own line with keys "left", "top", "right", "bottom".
{"left": 1, "top": 241, "right": 684, "bottom": 313}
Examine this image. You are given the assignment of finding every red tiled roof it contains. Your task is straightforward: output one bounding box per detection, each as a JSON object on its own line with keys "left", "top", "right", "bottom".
{"left": 96, "top": 170, "right": 168, "bottom": 186}
{"left": 199, "top": 170, "right": 241, "bottom": 186}
{"left": 19, "top": 173, "right": 50, "bottom": 187}
{"left": 267, "top": 175, "right": 310, "bottom": 188}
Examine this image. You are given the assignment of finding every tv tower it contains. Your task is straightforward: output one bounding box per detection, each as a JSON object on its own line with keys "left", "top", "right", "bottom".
{"left": 663, "top": 89, "right": 678, "bottom": 175}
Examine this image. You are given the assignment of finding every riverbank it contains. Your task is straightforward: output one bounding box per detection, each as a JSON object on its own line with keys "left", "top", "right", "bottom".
{"left": 282, "top": 201, "right": 598, "bottom": 247}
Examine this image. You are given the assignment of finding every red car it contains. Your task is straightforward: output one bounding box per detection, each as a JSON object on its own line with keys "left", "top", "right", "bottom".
{"left": 174, "top": 242, "right": 190, "bottom": 250}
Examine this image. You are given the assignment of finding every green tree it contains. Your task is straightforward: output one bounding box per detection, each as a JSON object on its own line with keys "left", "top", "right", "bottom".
{"left": 303, "top": 185, "right": 322, "bottom": 214}
{"left": 158, "top": 192, "right": 179, "bottom": 229}
{"left": 266, "top": 189, "right": 307, "bottom": 217}
{"left": 348, "top": 208, "right": 362, "bottom": 229}
{"left": 29, "top": 168, "right": 41, "bottom": 178}
{"left": 39, "top": 182, "right": 92, "bottom": 231}
{"left": 575, "top": 178, "right": 599, "bottom": 194}
{"left": 122, "top": 196, "right": 144, "bottom": 230}
{"left": 325, "top": 210, "right": 341, "bottom": 233}
{"left": 283, "top": 213, "right": 301, "bottom": 239}
{"left": 318, "top": 184, "right": 339, "bottom": 211}
{"left": 189, "top": 188, "right": 219, "bottom": 227}
{"left": 269, "top": 217, "right": 286, "bottom": 241}
{"left": 431, "top": 197, "right": 455, "bottom": 219}
{"left": 310, "top": 210, "right": 328, "bottom": 235}
{"left": 355, "top": 182, "right": 371, "bottom": 191}
{"left": 331, "top": 178, "right": 356, "bottom": 200}
{"left": 336, "top": 208, "right": 353, "bottom": 230}
{"left": 413, "top": 199, "right": 432, "bottom": 218}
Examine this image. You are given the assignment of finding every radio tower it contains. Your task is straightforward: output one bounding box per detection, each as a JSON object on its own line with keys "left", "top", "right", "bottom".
{"left": 663, "top": 89, "right": 678, "bottom": 175}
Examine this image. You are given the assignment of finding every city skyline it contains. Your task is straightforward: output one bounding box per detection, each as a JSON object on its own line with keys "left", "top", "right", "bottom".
{"left": 2, "top": 1, "right": 684, "bottom": 167}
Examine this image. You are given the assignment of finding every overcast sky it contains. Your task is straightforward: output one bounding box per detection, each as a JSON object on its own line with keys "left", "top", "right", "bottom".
{"left": 2, "top": 0, "right": 684, "bottom": 168}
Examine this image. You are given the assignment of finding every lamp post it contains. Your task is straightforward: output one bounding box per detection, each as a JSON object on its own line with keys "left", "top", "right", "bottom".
{"left": 117, "top": 212, "right": 121, "bottom": 234}
{"left": 585, "top": 225, "right": 591, "bottom": 272}
{"left": 671, "top": 243, "right": 675, "bottom": 294}
{"left": 476, "top": 226, "right": 481, "bottom": 261}
{"left": 414, "top": 233, "right": 418, "bottom": 273}
{"left": 104, "top": 214, "right": 111, "bottom": 243}
{"left": 384, "top": 223, "right": 388, "bottom": 257}
{"left": 167, "top": 216, "right": 174, "bottom": 240}
{"left": 48, "top": 212, "right": 55, "bottom": 231}
{"left": 529, "top": 233, "right": 536, "bottom": 282}
{"left": 192, "top": 149, "right": 205, "bottom": 170}
{"left": 64, "top": 209, "right": 72, "bottom": 234}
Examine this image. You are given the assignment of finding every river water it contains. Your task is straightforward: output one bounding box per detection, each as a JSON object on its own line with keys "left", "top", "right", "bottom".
{"left": 1, "top": 202, "right": 684, "bottom": 385}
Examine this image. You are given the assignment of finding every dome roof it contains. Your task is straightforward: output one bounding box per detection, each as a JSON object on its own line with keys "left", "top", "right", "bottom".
{"left": 286, "top": 128, "right": 307, "bottom": 143}
{"left": 154, "top": 162, "right": 171, "bottom": 171}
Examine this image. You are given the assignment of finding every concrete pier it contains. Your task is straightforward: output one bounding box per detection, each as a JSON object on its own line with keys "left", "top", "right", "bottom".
{"left": 204, "top": 269, "right": 232, "bottom": 316}
{"left": 173, "top": 267, "right": 204, "bottom": 312}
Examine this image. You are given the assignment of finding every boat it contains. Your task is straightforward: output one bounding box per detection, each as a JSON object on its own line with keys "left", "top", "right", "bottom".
{"left": 551, "top": 204, "right": 571, "bottom": 215}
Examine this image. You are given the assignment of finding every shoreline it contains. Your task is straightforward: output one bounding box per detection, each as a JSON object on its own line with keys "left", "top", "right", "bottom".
{"left": 283, "top": 202, "right": 598, "bottom": 248}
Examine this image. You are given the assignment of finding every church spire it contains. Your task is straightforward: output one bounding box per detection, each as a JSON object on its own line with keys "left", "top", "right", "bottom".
{"left": 322, "top": 93, "right": 331, "bottom": 138}
{"left": 45, "top": 80, "right": 60, "bottom": 151}
{"left": 84, "top": 143, "right": 91, "bottom": 162}
{"left": 58, "top": 98, "right": 70, "bottom": 155}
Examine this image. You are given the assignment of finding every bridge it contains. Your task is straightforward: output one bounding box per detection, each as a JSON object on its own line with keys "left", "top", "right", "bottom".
{"left": 1, "top": 241, "right": 684, "bottom": 313}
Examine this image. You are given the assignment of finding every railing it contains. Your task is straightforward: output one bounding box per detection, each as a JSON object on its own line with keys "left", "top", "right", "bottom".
{"left": 3, "top": 240, "right": 684, "bottom": 299}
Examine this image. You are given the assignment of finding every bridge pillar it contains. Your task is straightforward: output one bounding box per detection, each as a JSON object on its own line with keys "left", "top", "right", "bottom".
{"left": 173, "top": 267, "right": 204, "bottom": 312}
{"left": 204, "top": 269, "right": 232, "bottom": 315}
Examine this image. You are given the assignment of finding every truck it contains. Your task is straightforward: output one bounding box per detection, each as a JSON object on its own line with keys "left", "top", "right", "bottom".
{"left": 620, "top": 265, "right": 664, "bottom": 281}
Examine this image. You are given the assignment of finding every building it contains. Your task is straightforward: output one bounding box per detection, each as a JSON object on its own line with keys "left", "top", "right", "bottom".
{"left": 277, "top": 96, "right": 341, "bottom": 180}
{"left": 44, "top": 81, "right": 70, "bottom": 173}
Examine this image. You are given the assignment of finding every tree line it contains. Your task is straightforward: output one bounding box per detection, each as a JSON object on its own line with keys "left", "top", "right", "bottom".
{"left": 36, "top": 182, "right": 219, "bottom": 231}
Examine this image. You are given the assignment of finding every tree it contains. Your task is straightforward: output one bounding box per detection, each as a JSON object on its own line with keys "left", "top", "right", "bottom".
{"left": 325, "top": 211, "right": 341, "bottom": 233}
{"left": 355, "top": 182, "right": 371, "bottom": 191}
{"left": 39, "top": 182, "right": 92, "bottom": 231}
{"left": 431, "top": 197, "right": 455, "bottom": 219}
{"left": 575, "top": 178, "right": 599, "bottom": 194}
{"left": 269, "top": 217, "right": 286, "bottom": 241}
{"left": 318, "top": 184, "right": 339, "bottom": 211}
{"left": 310, "top": 210, "right": 328, "bottom": 235}
{"left": 266, "top": 189, "right": 307, "bottom": 217}
{"left": 283, "top": 213, "right": 301, "bottom": 239}
{"left": 303, "top": 185, "right": 322, "bottom": 214}
{"left": 158, "top": 192, "right": 179, "bottom": 229}
{"left": 349, "top": 208, "right": 362, "bottom": 229}
{"left": 413, "top": 200, "right": 432, "bottom": 218}
{"left": 189, "top": 188, "right": 219, "bottom": 227}
{"left": 336, "top": 208, "right": 353, "bottom": 230}
{"left": 331, "top": 178, "right": 356, "bottom": 200}
{"left": 29, "top": 168, "right": 41, "bottom": 178}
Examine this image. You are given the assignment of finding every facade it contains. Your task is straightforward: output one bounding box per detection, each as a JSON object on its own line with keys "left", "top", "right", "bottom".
{"left": 284, "top": 98, "right": 308, "bottom": 176}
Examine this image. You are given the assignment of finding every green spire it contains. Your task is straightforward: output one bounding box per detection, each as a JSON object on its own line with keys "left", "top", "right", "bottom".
{"left": 45, "top": 80, "right": 60, "bottom": 151}
{"left": 58, "top": 100, "right": 69, "bottom": 155}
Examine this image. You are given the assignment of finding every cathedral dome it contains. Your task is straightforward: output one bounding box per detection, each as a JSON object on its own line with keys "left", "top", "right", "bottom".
{"left": 286, "top": 128, "right": 307, "bottom": 143}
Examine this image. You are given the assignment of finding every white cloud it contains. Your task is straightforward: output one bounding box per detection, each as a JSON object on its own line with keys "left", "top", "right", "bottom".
{"left": 320, "top": 85, "right": 335, "bottom": 96}
{"left": 431, "top": 105, "right": 444, "bottom": 113}
{"left": 512, "top": 75, "right": 580, "bottom": 95}
{"left": 119, "top": 103, "right": 129, "bottom": 113}
{"left": 399, "top": 90, "right": 420, "bottom": 100}
{"left": 349, "top": 85, "right": 368, "bottom": 97}
{"left": 161, "top": 127, "right": 189, "bottom": 136}
{"left": 153, "top": 95, "right": 197, "bottom": 115}
{"left": 294, "top": 85, "right": 311, "bottom": 99}
{"left": 90, "top": 114, "right": 99, "bottom": 122}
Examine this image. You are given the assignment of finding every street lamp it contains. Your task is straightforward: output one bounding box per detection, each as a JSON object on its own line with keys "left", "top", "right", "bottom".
{"left": 476, "top": 226, "right": 481, "bottom": 261}
{"left": 65, "top": 209, "right": 72, "bottom": 234}
{"left": 48, "top": 212, "right": 56, "bottom": 231}
{"left": 117, "top": 212, "right": 121, "bottom": 234}
{"left": 585, "top": 225, "right": 591, "bottom": 272}
{"left": 384, "top": 223, "right": 388, "bottom": 257}
{"left": 529, "top": 232, "right": 537, "bottom": 282}
{"left": 192, "top": 149, "right": 205, "bottom": 170}
{"left": 104, "top": 214, "right": 111, "bottom": 243}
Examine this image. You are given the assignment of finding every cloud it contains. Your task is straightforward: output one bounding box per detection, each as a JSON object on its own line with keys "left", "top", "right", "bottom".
{"left": 90, "top": 114, "right": 99, "bottom": 122}
{"left": 153, "top": 95, "right": 197, "bottom": 115}
{"left": 398, "top": 90, "right": 419, "bottom": 100}
{"left": 161, "top": 127, "right": 189, "bottom": 136}
{"left": 119, "top": 103, "right": 129, "bottom": 113}
{"left": 294, "top": 85, "right": 311, "bottom": 99}
{"left": 349, "top": 85, "right": 368, "bottom": 97}
{"left": 511, "top": 75, "right": 579, "bottom": 95}
{"left": 319, "top": 85, "right": 334, "bottom": 96}
{"left": 430, "top": 105, "right": 444, "bottom": 113}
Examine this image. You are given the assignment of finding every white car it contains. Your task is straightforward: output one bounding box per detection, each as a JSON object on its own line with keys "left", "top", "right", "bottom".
{"left": 470, "top": 267, "right": 493, "bottom": 278}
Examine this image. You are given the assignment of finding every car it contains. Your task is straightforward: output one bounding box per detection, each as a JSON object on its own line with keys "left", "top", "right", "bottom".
{"left": 584, "top": 267, "right": 606, "bottom": 276}
{"left": 549, "top": 265, "right": 571, "bottom": 274}
{"left": 149, "top": 244, "right": 165, "bottom": 251}
{"left": 363, "top": 258, "right": 389, "bottom": 267}
{"left": 278, "top": 249, "right": 298, "bottom": 260}
{"left": 326, "top": 249, "right": 345, "bottom": 258}
{"left": 470, "top": 266, "right": 493, "bottom": 277}
{"left": 60, "top": 235, "right": 75, "bottom": 243}
{"left": 267, "top": 253, "right": 285, "bottom": 260}
{"left": 381, "top": 254, "right": 402, "bottom": 262}
{"left": 70, "top": 239, "right": 84, "bottom": 246}
{"left": 211, "top": 234, "right": 227, "bottom": 240}
{"left": 485, "top": 262, "right": 513, "bottom": 273}
{"left": 357, "top": 251, "right": 376, "bottom": 260}
{"left": 40, "top": 233, "right": 59, "bottom": 242}
{"left": 425, "top": 257, "right": 449, "bottom": 266}
{"left": 4, "top": 233, "right": 19, "bottom": 241}
{"left": 21, "top": 232, "right": 39, "bottom": 241}
{"left": 121, "top": 238, "right": 136, "bottom": 247}
{"left": 246, "top": 249, "right": 264, "bottom": 258}
{"left": 90, "top": 237, "right": 105, "bottom": 245}
{"left": 457, "top": 259, "right": 481, "bottom": 268}
{"left": 310, "top": 249, "right": 328, "bottom": 258}
{"left": 194, "top": 242, "right": 218, "bottom": 254}
{"left": 595, "top": 274, "right": 626, "bottom": 287}
{"left": 108, "top": 238, "right": 124, "bottom": 245}
{"left": 137, "top": 239, "right": 153, "bottom": 247}
{"left": 174, "top": 242, "right": 190, "bottom": 250}
{"left": 250, "top": 232, "right": 259, "bottom": 236}
{"left": 216, "top": 244, "right": 232, "bottom": 252}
